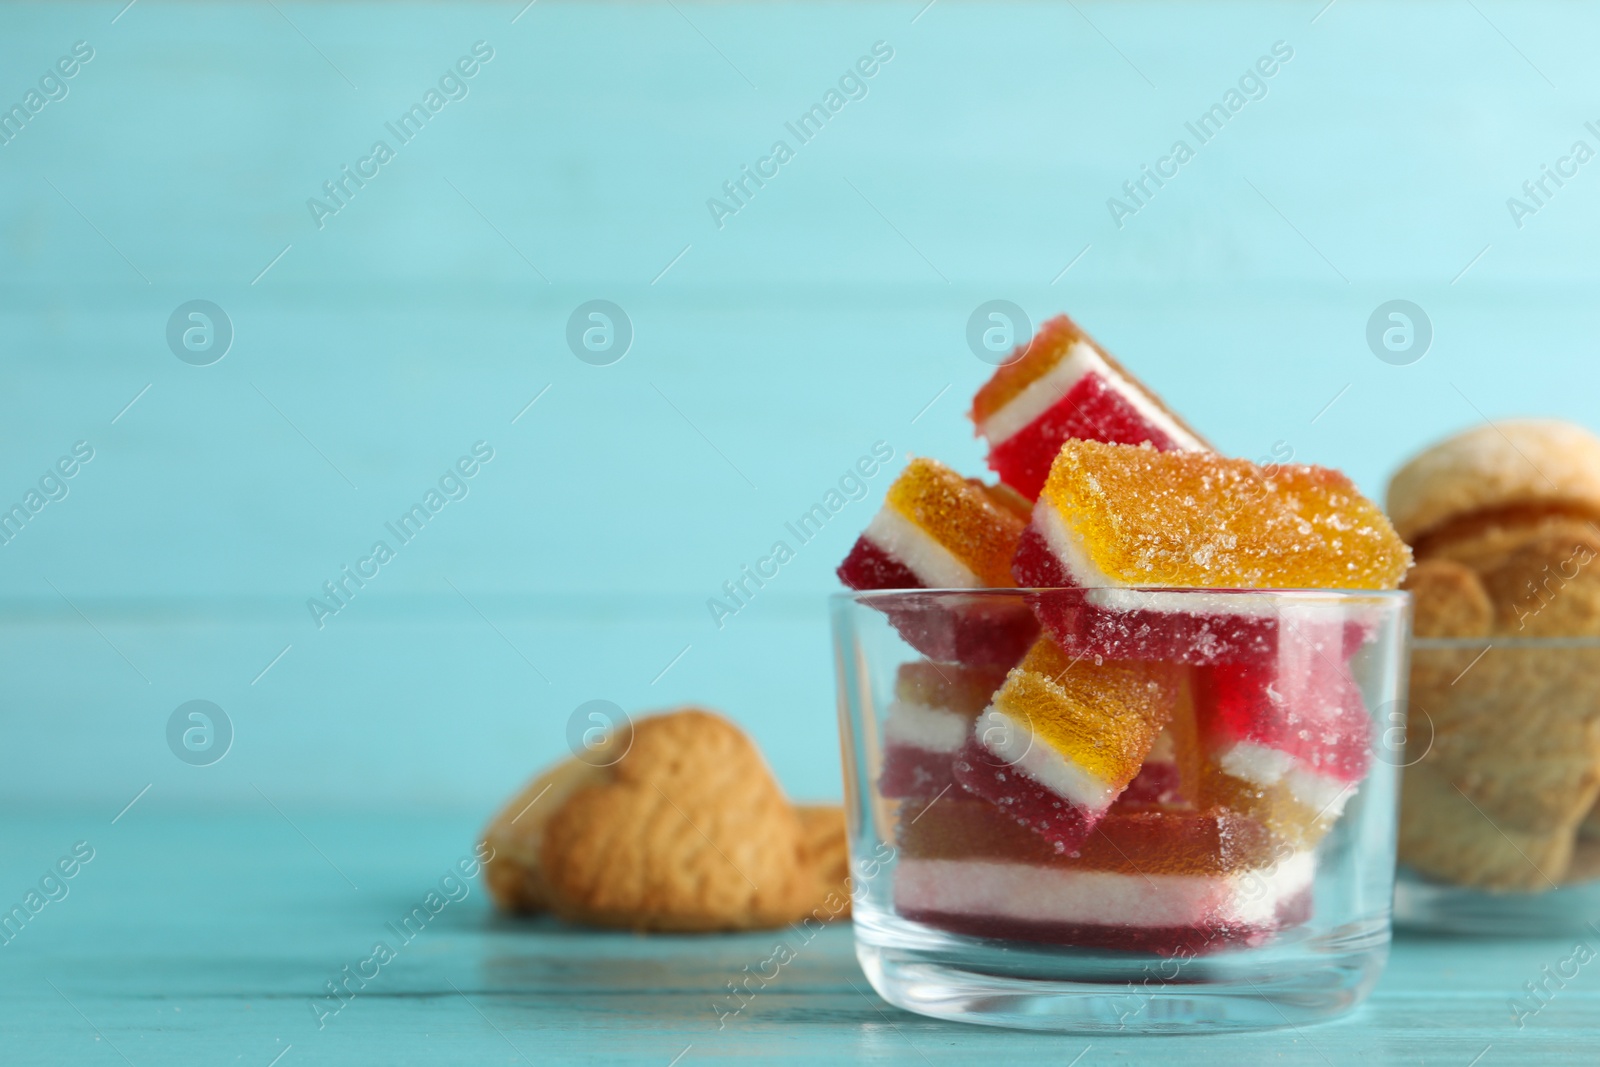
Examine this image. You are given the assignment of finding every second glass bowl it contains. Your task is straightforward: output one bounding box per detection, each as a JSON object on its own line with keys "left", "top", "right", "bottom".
{"left": 1395, "top": 636, "right": 1600, "bottom": 934}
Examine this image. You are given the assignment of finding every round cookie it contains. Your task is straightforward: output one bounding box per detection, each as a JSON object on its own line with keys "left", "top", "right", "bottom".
{"left": 1386, "top": 420, "right": 1600, "bottom": 544}
{"left": 794, "top": 804, "right": 852, "bottom": 921}
{"left": 482, "top": 753, "right": 611, "bottom": 914}
{"left": 1402, "top": 559, "right": 1492, "bottom": 638}
{"left": 1477, "top": 525, "right": 1600, "bottom": 636}
{"left": 482, "top": 720, "right": 855, "bottom": 932}
{"left": 1400, "top": 760, "right": 1577, "bottom": 891}
{"left": 537, "top": 709, "right": 816, "bottom": 931}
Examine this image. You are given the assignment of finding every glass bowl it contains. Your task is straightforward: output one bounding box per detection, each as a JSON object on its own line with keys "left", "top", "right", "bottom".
{"left": 1394, "top": 636, "right": 1600, "bottom": 934}
{"left": 831, "top": 587, "right": 1410, "bottom": 1033}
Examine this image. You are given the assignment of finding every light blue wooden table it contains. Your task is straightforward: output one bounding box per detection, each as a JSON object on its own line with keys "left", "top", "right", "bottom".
{"left": 0, "top": 810, "right": 1590, "bottom": 1064}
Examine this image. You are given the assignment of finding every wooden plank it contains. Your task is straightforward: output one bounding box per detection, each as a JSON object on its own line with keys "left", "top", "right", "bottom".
{"left": 0, "top": 812, "right": 1591, "bottom": 1063}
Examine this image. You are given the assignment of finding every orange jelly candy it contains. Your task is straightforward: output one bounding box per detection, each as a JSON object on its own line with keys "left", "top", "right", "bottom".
{"left": 951, "top": 637, "right": 1180, "bottom": 852}
{"left": 839, "top": 457, "right": 1038, "bottom": 665}
{"left": 1017, "top": 440, "right": 1412, "bottom": 591}
{"left": 1013, "top": 441, "right": 1411, "bottom": 665}
{"left": 1199, "top": 764, "right": 1346, "bottom": 849}
{"left": 840, "top": 456, "right": 1030, "bottom": 590}
{"left": 1118, "top": 669, "right": 1204, "bottom": 809}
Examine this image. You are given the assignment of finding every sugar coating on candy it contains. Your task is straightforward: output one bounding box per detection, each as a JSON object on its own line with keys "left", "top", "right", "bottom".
{"left": 1119, "top": 672, "right": 1204, "bottom": 809}
{"left": 894, "top": 797, "right": 1314, "bottom": 955}
{"left": 837, "top": 458, "right": 1039, "bottom": 666}
{"left": 880, "top": 661, "right": 1012, "bottom": 800}
{"left": 881, "top": 457, "right": 1032, "bottom": 586}
{"left": 1188, "top": 623, "right": 1373, "bottom": 845}
{"left": 953, "top": 638, "right": 1180, "bottom": 851}
{"left": 972, "top": 316, "right": 1100, "bottom": 427}
{"left": 838, "top": 457, "right": 1030, "bottom": 590}
{"left": 835, "top": 538, "right": 921, "bottom": 590}
{"left": 1118, "top": 731, "right": 1187, "bottom": 809}
{"left": 952, "top": 735, "right": 1098, "bottom": 851}
{"left": 1200, "top": 768, "right": 1344, "bottom": 849}
{"left": 989, "top": 638, "right": 1178, "bottom": 789}
{"left": 1015, "top": 562, "right": 1382, "bottom": 669}
{"left": 901, "top": 795, "right": 1282, "bottom": 876}
{"left": 1203, "top": 657, "right": 1372, "bottom": 792}
{"left": 1028, "top": 440, "right": 1412, "bottom": 592}
{"left": 969, "top": 316, "right": 1209, "bottom": 500}
{"left": 895, "top": 660, "right": 1011, "bottom": 715}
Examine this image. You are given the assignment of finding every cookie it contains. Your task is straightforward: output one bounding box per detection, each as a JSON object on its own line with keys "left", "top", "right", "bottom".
{"left": 1400, "top": 760, "right": 1572, "bottom": 891}
{"left": 1386, "top": 419, "right": 1600, "bottom": 545}
{"left": 1403, "top": 559, "right": 1492, "bottom": 638}
{"left": 1566, "top": 838, "right": 1600, "bottom": 885}
{"left": 1390, "top": 420, "right": 1600, "bottom": 891}
{"left": 1475, "top": 524, "right": 1600, "bottom": 636}
{"left": 1414, "top": 510, "right": 1598, "bottom": 571}
{"left": 482, "top": 754, "right": 611, "bottom": 914}
{"left": 794, "top": 804, "right": 852, "bottom": 921}
{"left": 1407, "top": 644, "right": 1600, "bottom": 832}
{"left": 487, "top": 709, "right": 828, "bottom": 932}
{"left": 486, "top": 784, "right": 852, "bottom": 927}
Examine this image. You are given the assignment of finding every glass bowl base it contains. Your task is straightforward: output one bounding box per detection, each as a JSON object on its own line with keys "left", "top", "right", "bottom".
{"left": 1394, "top": 867, "right": 1600, "bottom": 936}
{"left": 854, "top": 913, "right": 1388, "bottom": 1034}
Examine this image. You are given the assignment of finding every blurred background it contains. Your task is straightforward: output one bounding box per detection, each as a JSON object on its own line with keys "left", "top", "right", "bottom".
{"left": 3, "top": 0, "right": 1596, "bottom": 818}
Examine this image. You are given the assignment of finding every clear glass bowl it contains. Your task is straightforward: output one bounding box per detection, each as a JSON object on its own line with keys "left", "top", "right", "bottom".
{"left": 831, "top": 587, "right": 1410, "bottom": 1033}
{"left": 1394, "top": 637, "right": 1600, "bottom": 935}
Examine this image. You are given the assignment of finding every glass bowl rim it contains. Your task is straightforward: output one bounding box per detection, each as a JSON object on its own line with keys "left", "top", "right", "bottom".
{"left": 1412, "top": 635, "right": 1600, "bottom": 649}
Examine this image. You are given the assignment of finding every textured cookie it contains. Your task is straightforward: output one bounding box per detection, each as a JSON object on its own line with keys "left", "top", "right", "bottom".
{"left": 482, "top": 754, "right": 611, "bottom": 914}
{"left": 1386, "top": 420, "right": 1600, "bottom": 544}
{"left": 1565, "top": 838, "right": 1600, "bottom": 885}
{"left": 1476, "top": 524, "right": 1600, "bottom": 636}
{"left": 1400, "top": 760, "right": 1573, "bottom": 891}
{"left": 1403, "top": 559, "right": 1492, "bottom": 638}
{"left": 794, "top": 804, "right": 852, "bottom": 921}
{"left": 1583, "top": 798, "right": 1600, "bottom": 842}
{"left": 1418, "top": 512, "right": 1599, "bottom": 578}
{"left": 1407, "top": 644, "right": 1600, "bottom": 832}
{"left": 484, "top": 769, "right": 852, "bottom": 926}
{"left": 533, "top": 709, "right": 818, "bottom": 932}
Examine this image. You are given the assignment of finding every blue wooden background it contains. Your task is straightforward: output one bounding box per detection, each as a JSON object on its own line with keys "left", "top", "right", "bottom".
{"left": 5, "top": 2, "right": 1600, "bottom": 1063}
{"left": 7, "top": 0, "right": 1599, "bottom": 815}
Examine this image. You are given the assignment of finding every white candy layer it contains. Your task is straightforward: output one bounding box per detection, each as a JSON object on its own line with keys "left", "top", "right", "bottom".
{"left": 895, "top": 852, "right": 1315, "bottom": 929}
{"left": 1147, "top": 727, "right": 1176, "bottom": 763}
{"left": 1034, "top": 502, "right": 1122, "bottom": 588}
{"left": 978, "top": 338, "right": 1205, "bottom": 450}
{"left": 1218, "top": 740, "right": 1297, "bottom": 789}
{"left": 973, "top": 707, "right": 1116, "bottom": 811}
{"left": 1085, "top": 586, "right": 1286, "bottom": 618}
{"left": 1217, "top": 741, "right": 1358, "bottom": 816}
{"left": 884, "top": 700, "right": 972, "bottom": 754}
{"left": 862, "top": 506, "right": 980, "bottom": 589}
{"left": 1285, "top": 765, "right": 1355, "bottom": 817}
